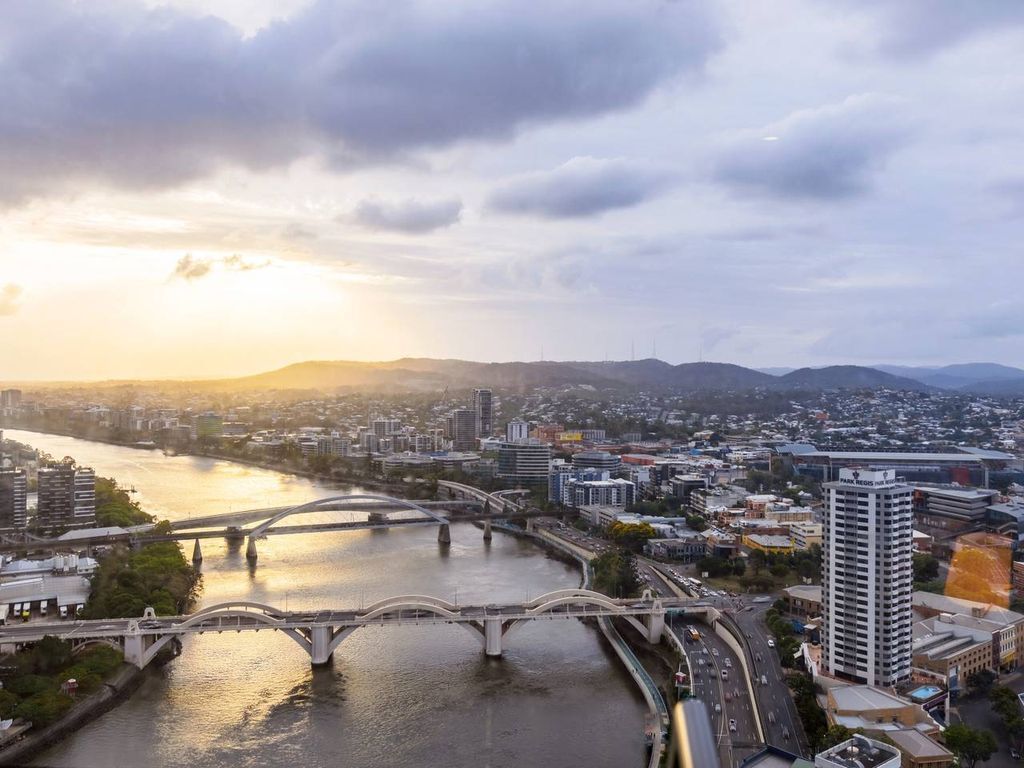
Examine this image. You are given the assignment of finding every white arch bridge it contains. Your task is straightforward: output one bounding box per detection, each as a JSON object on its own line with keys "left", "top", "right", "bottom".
{"left": 0, "top": 590, "right": 678, "bottom": 668}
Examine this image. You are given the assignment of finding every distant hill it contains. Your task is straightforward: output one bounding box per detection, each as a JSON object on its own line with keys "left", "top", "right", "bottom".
{"left": 872, "top": 362, "right": 1024, "bottom": 391}
{"left": 778, "top": 366, "right": 931, "bottom": 392}
{"left": 210, "top": 358, "right": 934, "bottom": 394}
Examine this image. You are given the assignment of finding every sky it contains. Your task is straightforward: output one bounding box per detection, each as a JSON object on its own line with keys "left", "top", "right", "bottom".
{"left": 2, "top": 0, "right": 1023, "bottom": 380}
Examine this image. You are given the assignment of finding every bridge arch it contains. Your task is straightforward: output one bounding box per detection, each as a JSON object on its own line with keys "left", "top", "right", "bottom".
{"left": 358, "top": 595, "right": 459, "bottom": 615}
{"left": 249, "top": 495, "right": 447, "bottom": 538}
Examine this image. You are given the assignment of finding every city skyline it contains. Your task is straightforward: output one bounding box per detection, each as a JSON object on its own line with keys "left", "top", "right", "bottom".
{"left": 3, "top": 1, "right": 1024, "bottom": 379}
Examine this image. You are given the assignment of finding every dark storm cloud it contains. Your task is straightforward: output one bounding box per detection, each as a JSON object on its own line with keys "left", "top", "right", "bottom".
{"left": 350, "top": 198, "right": 463, "bottom": 234}
{"left": 487, "top": 157, "right": 674, "bottom": 219}
{"left": 711, "top": 94, "right": 910, "bottom": 201}
{"left": 0, "top": 0, "right": 721, "bottom": 205}
{"left": 849, "top": 0, "right": 1024, "bottom": 57}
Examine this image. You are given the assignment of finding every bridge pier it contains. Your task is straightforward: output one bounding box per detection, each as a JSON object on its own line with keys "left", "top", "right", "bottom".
{"left": 437, "top": 523, "right": 451, "bottom": 545}
{"left": 482, "top": 519, "right": 492, "bottom": 542}
{"left": 367, "top": 511, "right": 388, "bottom": 523}
{"left": 192, "top": 539, "right": 203, "bottom": 565}
{"left": 245, "top": 537, "right": 258, "bottom": 562}
{"left": 484, "top": 616, "right": 503, "bottom": 657}
{"left": 310, "top": 625, "right": 335, "bottom": 666}
{"left": 123, "top": 633, "right": 145, "bottom": 668}
{"left": 645, "top": 608, "right": 666, "bottom": 643}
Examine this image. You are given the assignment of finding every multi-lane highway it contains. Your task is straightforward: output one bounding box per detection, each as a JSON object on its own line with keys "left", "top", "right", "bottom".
{"left": 668, "top": 616, "right": 762, "bottom": 767}
{"left": 730, "top": 602, "right": 807, "bottom": 754}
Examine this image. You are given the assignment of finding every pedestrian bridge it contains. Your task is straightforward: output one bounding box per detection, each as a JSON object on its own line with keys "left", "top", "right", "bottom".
{"left": 0, "top": 589, "right": 682, "bottom": 669}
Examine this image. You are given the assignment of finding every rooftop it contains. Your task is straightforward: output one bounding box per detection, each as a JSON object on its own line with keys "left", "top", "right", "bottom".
{"left": 885, "top": 730, "right": 953, "bottom": 760}
{"left": 829, "top": 685, "right": 908, "bottom": 713}
{"left": 785, "top": 584, "right": 823, "bottom": 602}
{"left": 815, "top": 735, "right": 901, "bottom": 768}
{"left": 913, "top": 591, "right": 1024, "bottom": 626}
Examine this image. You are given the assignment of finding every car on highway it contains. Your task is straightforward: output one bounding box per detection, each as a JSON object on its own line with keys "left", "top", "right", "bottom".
{"left": 766, "top": 639, "right": 775, "bottom": 648}
{"left": 712, "top": 648, "right": 719, "bottom": 656}
{"left": 724, "top": 658, "right": 732, "bottom": 668}
{"left": 714, "top": 703, "right": 721, "bottom": 713}
{"left": 760, "top": 674, "right": 767, "bottom": 685}
{"left": 1010, "top": 748, "right": 1020, "bottom": 760}
{"left": 729, "top": 719, "right": 737, "bottom": 732}
{"left": 782, "top": 727, "right": 790, "bottom": 740}
{"left": 721, "top": 670, "right": 728, "bottom": 680}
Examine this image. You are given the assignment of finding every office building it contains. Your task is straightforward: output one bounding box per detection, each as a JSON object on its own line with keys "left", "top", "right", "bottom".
{"left": 447, "top": 409, "right": 478, "bottom": 452}
{"left": 791, "top": 521, "right": 823, "bottom": 550}
{"left": 823, "top": 468, "right": 913, "bottom": 687}
{"left": 473, "top": 389, "right": 493, "bottom": 438}
{"left": 37, "top": 465, "right": 97, "bottom": 532}
{"left": 372, "top": 418, "right": 403, "bottom": 439}
{"left": 505, "top": 419, "right": 529, "bottom": 442}
{"left": 0, "top": 389, "right": 21, "bottom": 410}
{"left": 497, "top": 439, "right": 551, "bottom": 485}
{"left": 0, "top": 469, "right": 27, "bottom": 529}
{"left": 571, "top": 451, "right": 621, "bottom": 473}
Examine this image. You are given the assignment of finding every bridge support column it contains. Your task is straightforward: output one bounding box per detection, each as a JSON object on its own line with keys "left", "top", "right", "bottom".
{"left": 437, "top": 523, "right": 451, "bottom": 545}
{"left": 123, "top": 634, "right": 145, "bottom": 668}
{"left": 245, "top": 537, "right": 258, "bottom": 562}
{"left": 192, "top": 539, "right": 203, "bottom": 564}
{"left": 645, "top": 609, "right": 666, "bottom": 643}
{"left": 484, "top": 616, "right": 503, "bottom": 657}
{"left": 482, "top": 520, "right": 492, "bottom": 542}
{"left": 310, "top": 625, "right": 335, "bottom": 666}
{"left": 525, "top": 518, "right": 536, "bottom": 533}
{"left": 367, "top": 511, "right": 388, "bottom": 523}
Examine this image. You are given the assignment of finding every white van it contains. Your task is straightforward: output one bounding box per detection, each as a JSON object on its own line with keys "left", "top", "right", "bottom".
{"left": 59, "top": 605, "right": 68, "bottom": 619}
{"left": 761, "top": 674, "right": 768, "bottom": 685}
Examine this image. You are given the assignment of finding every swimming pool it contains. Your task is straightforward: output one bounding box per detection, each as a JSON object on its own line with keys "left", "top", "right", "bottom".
{"left": 909, "top": 685, "right": 943, "bottom": 701}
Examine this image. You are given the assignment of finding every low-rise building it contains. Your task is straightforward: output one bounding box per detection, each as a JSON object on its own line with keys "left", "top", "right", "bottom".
{"left": 790, "top": 522, "right": 823, "bottom": 550}
{"left": 912, "top": 615, "right": 994, "bottom": 687}
{"left": 743, "top": 533, "right": 794, "bottom": 554}
{"left": 815, "top": 735, "right": 901, "bottom": 768}
{"left": 825, "top": 685, "right": 941, "bottom": 736}
{"left": 784, "top": 584, "right": 823, "bottom": 619}
{"left": 913, "top": 591, "right": 1024, "bottom": 671}
{"left": 645, "top": 533, "right": 705, "bottom": 562}
{"left": 885, "top": 730, "right": 954, "bottom": 768}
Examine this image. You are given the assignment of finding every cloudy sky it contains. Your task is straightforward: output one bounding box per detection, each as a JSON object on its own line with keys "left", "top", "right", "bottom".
{"left": 2, "top": 0, "right": 1023, "bottom": 380}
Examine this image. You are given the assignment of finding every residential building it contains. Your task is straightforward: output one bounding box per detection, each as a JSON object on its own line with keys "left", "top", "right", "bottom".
{"left": 567, "top": 478, "right": 635, "bottom": 509}
{"left": 549, "top": 466, "right": 607, "bottom": 505}
{"left": 505, "top": 419, "right": 529, "bottom": 442}
{"left": 823, "top": 468, "right": 913, "bottom": 687}
{"left": 191, "top": 411, "right": 223, "bottom": 440}
{"left": 473, "top": 389, "right": 493, "bottom": 438}
{"left": 37, "top": 465, "right": 96, "bottom": 532}
{"left": 496, "top": 439, "right": 551, "bottom": 486}
{"left": 0, "top": 469, "right": 27, "bottom": 529}
{"left": 669, "top": 474, "right": 709, "bottom": 509}
{"left": 447, "top": 409, "right": 478, "bottom": 452}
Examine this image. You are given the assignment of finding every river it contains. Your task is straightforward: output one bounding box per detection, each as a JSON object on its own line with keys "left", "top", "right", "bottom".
{"left": 4, "top": 430, "right": 647, "bottom": 768}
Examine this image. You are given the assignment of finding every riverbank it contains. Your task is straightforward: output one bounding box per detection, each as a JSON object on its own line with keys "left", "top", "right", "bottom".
{"left": 4, "top": 425, "right": 418, "bottom": 497}
{"left": 0, "top": 663, "right": 147, "bottom": 767}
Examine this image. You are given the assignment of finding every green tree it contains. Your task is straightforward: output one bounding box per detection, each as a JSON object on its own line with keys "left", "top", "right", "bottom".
{"left": 607, "top": 522, "right": 657, "bottom": 553}
{"left": 943, "top": 724, "right": 997, "bottom": 768}
{"left": 749, "top": 549, "right": 767, "bottom": 575}
{"left": 912, "top": 553, "right": 940, "bottom": 583}
{"left": 819, "top": 725, "right": 857, "bottom": 750}
{"left": 966, "top": 669, "right": 996, "bottom": 697}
